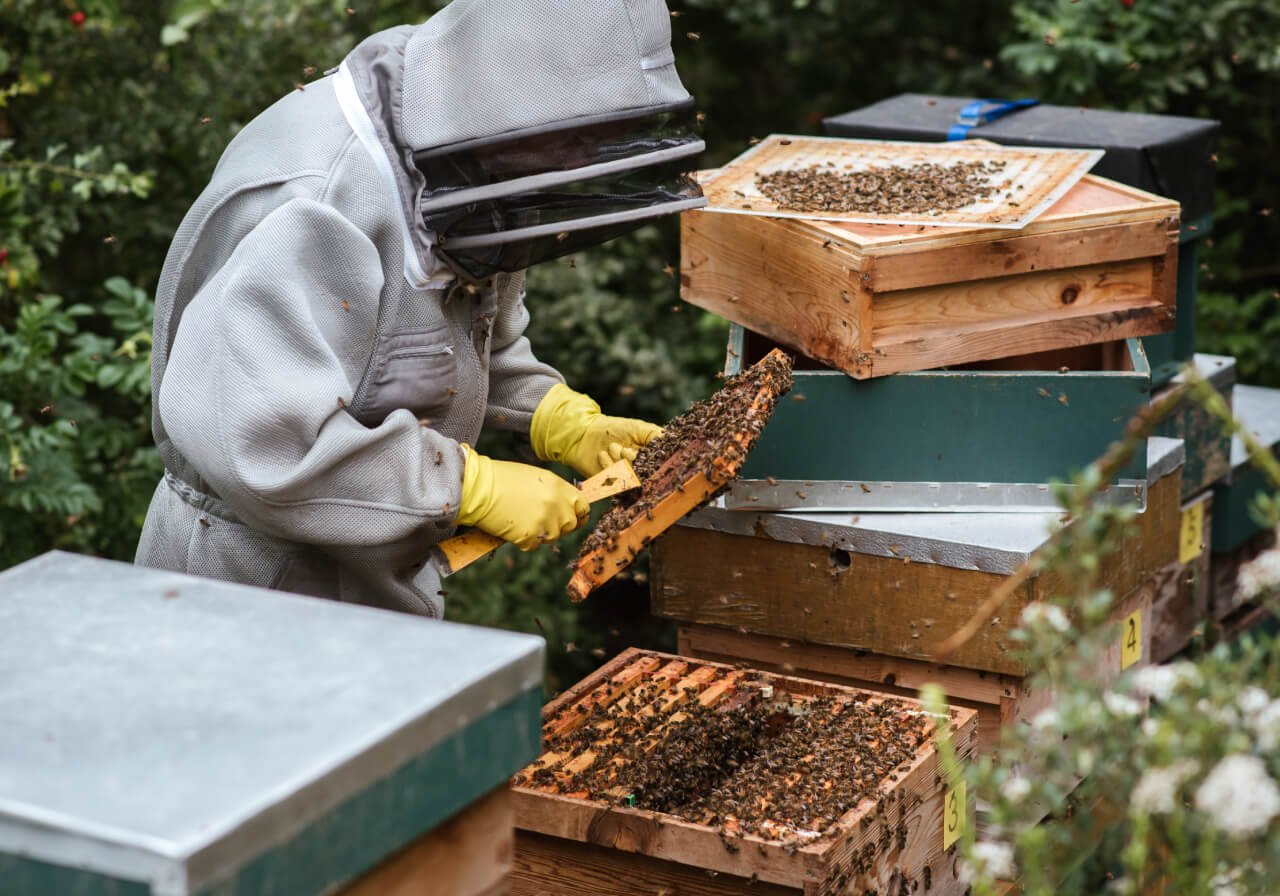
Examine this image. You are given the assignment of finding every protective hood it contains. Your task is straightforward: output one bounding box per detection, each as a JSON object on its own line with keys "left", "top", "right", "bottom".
{"left": 337, "top": 0, "right": 705, "bottom": 285}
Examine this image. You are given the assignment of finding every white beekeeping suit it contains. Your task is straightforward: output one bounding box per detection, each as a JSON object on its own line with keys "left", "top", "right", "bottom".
{"left": 136, "top": 0, "right": 704, "bottom": 617}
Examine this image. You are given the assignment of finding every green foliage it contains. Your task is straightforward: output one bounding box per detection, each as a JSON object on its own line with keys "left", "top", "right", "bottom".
{"left": 998, "top": 0, "right": 1280, "bottom": 386}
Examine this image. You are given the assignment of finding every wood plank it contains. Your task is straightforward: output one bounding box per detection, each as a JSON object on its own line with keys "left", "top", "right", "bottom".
{"left": 868, "top": 302, "right": 1173, "bottom": 378}
{"left": 513, "top": 830, "right": 799, "bottom": 896}
{"left": 872, "top": 258, "right": 1158, "bottom": 334}
{"left": 681, "top": 211, "right": 869, "bottom": 375}
{"left": 869, "top": 218, "right": 1173, "bottom": 293}
{"left": 1150, "top": 490, "right": 1214, "bottom": 662}
{"left": 340, "top": 786, "right": 512, "bottom": 896}
{"left": 652, "top": 525, "right": 1037, "bottom": 677}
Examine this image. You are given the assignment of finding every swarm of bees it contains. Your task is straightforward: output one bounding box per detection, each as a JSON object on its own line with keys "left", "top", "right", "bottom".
{"left": 755, "top": 159, "right": 1010, "bottom": 216}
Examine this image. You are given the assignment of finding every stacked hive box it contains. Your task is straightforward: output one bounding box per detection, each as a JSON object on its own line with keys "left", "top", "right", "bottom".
{"left": 654, "top": 438, "right": 1183, "bottom": 752}
{"left": 824, "top": 97, "right": 1267, "bottom": 655}
{"left": 0, "top": 552, "right": 543, "bottom": 896}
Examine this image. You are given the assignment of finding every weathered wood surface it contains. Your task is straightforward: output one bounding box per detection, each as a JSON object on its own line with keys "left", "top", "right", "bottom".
{"left": 339, "top": 786, "right": 512, "bottom": 896}
{"left": 677, "top": 578, "right": 1152, "bottom": 756}
{"left": 1150, "top": 490, "right": 1214, "bottom": 662}
{"left": 681, "top": 172, "right": 1179, "bottom": 379}
{"left": 653, "top": 469, "right": 1179, "bottom": 678}
{"left": 513, "top": 648, "right": 977, "bottom": 896}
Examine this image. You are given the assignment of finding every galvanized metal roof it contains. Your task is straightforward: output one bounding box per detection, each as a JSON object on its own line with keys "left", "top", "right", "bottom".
{"left": 0, "top": 552, "right": 542, "bottom": 894}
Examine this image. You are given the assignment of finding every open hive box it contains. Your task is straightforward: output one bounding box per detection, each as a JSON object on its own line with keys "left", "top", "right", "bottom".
{"left": 682, "top": 140, "right": 1180, "bottom": 379}
{"left": 512, "top": 648, "right": 978, "bottom": 896}
{"left": 723, "top": 328, "right": 1151, "bottom": 512}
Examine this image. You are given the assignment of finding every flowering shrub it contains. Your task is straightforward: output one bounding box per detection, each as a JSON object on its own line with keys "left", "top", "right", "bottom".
{"left": 932, "top": 378, "right": 1280, "bottom": 895}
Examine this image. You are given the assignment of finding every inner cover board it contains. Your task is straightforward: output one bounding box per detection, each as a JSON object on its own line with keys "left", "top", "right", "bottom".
{"left": 696, "top": 135, "right": 1104, "bottom": 230}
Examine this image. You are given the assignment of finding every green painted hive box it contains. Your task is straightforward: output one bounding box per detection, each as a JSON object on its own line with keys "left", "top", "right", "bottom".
{"left": 724, "top": 325, "right": 1151, "bottom": 512}
{"left": 0, "top": 552, "right": 543, "bottom": 896}
{"left": 1151, "top": 352, "right": 1235, "bottom": 500}
{"left": 1211, "top": 384, "right": 1280, "bottom": 553}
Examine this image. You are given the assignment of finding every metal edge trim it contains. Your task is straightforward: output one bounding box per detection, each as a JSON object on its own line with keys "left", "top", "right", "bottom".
{"left": 721, "top": 479, "right": 1149, "bottom": 513}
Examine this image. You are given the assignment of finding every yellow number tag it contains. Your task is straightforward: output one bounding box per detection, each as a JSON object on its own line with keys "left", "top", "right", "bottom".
{"left": 943, "top": 781, "right": 966, "bottom": 850}
{"left": 1179, "top": 502, "right": 1206, "bottom": 565}
{"left": 1121, "top": 610, "right": 1143, "bottom": 671}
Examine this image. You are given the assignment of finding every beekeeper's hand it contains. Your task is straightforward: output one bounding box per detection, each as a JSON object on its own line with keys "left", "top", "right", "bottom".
{"left": 456, "top": 446, "right": 589, "bottom": 551}
{"left": 530, "top": 384, "right": 662, "bottom": 478}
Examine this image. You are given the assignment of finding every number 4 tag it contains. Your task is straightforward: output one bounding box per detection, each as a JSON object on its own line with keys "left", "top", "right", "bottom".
{"left": 1121, "top": 610, "right": 1142, "bottom": 671}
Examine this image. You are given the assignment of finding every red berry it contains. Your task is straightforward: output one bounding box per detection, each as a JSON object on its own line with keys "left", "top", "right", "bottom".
{"left": 70, "top": 10, "right": 86, "bottom": 27}
{"left": 0, "top": 248, "right": 8, "bottom": 265}
{"left": 1121, "top": 0, "right": 1134, "bottom": 6}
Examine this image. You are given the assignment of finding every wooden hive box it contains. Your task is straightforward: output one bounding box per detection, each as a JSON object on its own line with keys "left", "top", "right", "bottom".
{"left": 723, "top": 329, "right": 1151, "bottom": 512}
{"left": 512, "top": 649, "right": 978, "bottom": 896}
{"left": 681, "top": 168, "right": 1179, "bottom": 380}
{"left": 0, "top": 552, "right": 542, "bottom": 896}
{"left": 653, "top": 439, "right": 1184, "bottom": 753}
{"left": 1150, "top": 352, "right": 1235, "bottom": 500}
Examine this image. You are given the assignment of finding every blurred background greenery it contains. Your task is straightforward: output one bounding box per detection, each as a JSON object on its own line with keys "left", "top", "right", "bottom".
{"left": 2, "top": 0, "right": 1276, "bottom": 690}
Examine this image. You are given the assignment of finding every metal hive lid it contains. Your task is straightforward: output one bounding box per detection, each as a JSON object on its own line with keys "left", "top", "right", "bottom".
{"left": 0, "top": 552, "right": 542, "bottom": 895}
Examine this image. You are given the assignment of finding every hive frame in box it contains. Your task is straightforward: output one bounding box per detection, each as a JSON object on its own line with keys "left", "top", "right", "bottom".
{"left": 512, "top": 648, "right": 978, "bottom": 896}
{"left": 721, "top": 326, "right": 1152, "bottom": 513}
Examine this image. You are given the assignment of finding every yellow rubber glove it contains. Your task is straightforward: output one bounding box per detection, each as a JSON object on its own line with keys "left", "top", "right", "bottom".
{"left": 530, "top": 383, "right": 663, "bottom": 478}
{"left": 456, "top": 446, "right": 589, "bottom": 552}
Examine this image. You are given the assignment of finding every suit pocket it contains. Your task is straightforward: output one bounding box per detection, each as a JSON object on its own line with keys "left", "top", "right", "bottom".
{"left": 357, "top": 324, "right": 458, "bottom": 426}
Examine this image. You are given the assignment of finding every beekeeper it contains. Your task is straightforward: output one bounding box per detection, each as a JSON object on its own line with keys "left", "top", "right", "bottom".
{"left": 135, "top": 0, "right": 705, "bottom": 617}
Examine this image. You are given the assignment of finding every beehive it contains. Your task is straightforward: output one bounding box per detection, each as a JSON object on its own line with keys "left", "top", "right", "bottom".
{"left": 512, "top": 649, "right": 978, "bottom": 896}
{"left": 653, "top": 439, "right": 1183, "bottom": 751}
{"left": 682, "top": 161, "right": 1179, "bottom": 380}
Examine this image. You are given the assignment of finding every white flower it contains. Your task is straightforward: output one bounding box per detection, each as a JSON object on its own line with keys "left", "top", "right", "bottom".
{"left": 1031, "top": 708, "right": 1059, "bottom": 731}
{"left": 1195, "top": 754, "right": 1280, "bottom": 838}
{"left": 1021, "top": 602, "right": 1071, "bottom": 633}
{"left": 1237, "top": 543, "right": 1280, "bottom": 600}
{"left": 1141, "top": 717, "right": 1161, "bottom": 738}
{"left": 1002, "top": 776, "right": 1031, "bottom": 802}
{"left": 1131, "top": 662, "right": 1199, "bottom": 701}
{"left": 961, "top": 841, "right": 1016, "bottom": 882}
{"left": 1132, "top": 760, "right": 1199, "bottom": 814}
{"left": 1238, "top": 686, "right": 1271, "bottom": 717}
{"left": 1248, "top": 699, "right": 1280, "bottom": 752}
{"left": 1104, "top": 691, "right": 1143, "bottom": 718}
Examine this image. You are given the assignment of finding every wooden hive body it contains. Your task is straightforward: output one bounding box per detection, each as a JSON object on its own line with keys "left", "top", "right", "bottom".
{"left": 652, "top": 440, "right": 1184, "bottom": 753}
{"left": 512, "top": 649, "right": 978, "bottom": 896}
{"left": 682, "top": 174, "right": 1179, "bottom": 379}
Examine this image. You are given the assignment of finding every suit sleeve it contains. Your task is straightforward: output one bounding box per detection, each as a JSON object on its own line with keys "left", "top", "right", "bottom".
{"left": 482, "top": 270, "right": 564, "bottom": 433}
{"left": 158, "top": 197, "right": 466, "bottom": 548}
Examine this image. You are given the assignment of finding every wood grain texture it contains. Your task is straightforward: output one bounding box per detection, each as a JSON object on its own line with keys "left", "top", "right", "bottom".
{"left": 681, "top": 211, "right": 870, "bottom": 375}
{"left": 680, "top": 169, "right": 1178, "bottom": 379}
{"left": 514, "top": 649, "right": 977, "bottom": 896}
{"left": 513, "top": 830, "right": 798, "bottom": 896}
{"left": 339, "top": 787, "right": 512, "bottom": 896}
{"left": 1150, "top": 491, "right": 1214, "bottom": 662}
{"left": 676, "top": 579, "right": 1151, "bottom": 757}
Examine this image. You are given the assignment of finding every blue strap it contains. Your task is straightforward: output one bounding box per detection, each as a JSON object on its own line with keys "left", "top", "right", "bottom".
{"left": 946, "top": 98, "right": 1040, "bottom": 141}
